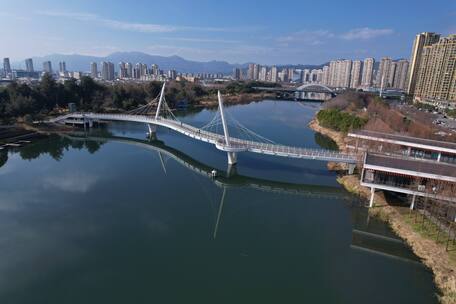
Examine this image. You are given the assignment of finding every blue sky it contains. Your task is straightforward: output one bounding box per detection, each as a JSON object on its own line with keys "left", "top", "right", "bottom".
{"left": 1, "top": 0, "right": 455, "bottom": 64}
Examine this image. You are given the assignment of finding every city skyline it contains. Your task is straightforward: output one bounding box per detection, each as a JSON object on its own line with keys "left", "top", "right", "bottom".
{"left": 1, "top": 0, "right": 455, "bottom": 64}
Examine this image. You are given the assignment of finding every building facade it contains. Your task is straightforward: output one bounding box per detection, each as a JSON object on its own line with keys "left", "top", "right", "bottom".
{"left": 25, "top": 58, "right": 34, "bottom": 73}
{"left": 414, "top": 34, "right": 456, "bottom": 103}
{"left": 406, "top": 32, "right": 441, "bottom": 95}
{"left": 361, "top": 58, "right": 375, "bottom": 88}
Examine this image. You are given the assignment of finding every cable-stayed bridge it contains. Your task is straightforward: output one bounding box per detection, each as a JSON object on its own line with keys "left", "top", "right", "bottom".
{"left": 50, "top": 83, "right": 358, "bottom": 169}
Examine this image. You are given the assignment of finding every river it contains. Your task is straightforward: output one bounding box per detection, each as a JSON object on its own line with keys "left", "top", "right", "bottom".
{"left": 0, "top": 100, "right": 438, "bottom": 303}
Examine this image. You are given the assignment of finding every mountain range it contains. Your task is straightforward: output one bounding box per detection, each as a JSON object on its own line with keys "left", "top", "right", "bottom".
{"left": 12, "top": 52, "right": 325, "bottom": 74}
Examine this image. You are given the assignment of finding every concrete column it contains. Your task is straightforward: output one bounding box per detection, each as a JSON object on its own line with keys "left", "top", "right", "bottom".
{"left": 437, "top": 152, "right": 442, "bottom": 162}
{"left": 147, "top": 124, "right": 157, "bottom": 140}
{"left": 227, "top": 152, "right": 237, "bottom": 165}
{"left": 369, "top": 187, "right": 375, "bottom": 208}
{"left": 410, "top": 194, "right": 416, "bottom": 210}
{"left": 348, "top": 164, "right": 356, "bottom": 175}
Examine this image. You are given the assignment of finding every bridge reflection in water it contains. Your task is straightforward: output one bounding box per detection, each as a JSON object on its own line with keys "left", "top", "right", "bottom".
{"left": 63, "top": 133, "right": 423, "bottom": 264}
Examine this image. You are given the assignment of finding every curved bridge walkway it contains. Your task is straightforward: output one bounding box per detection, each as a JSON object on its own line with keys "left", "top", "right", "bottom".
{"left": 50, "top": 83, "right": 358, "bottom": 168}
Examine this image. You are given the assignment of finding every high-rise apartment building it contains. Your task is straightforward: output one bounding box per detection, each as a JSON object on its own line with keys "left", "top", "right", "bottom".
{"left": 119, "top": 62, "right": 127, "bottom": 79}
{"left": 321, "top": 66, "right": 330, "bottom": 86}
{"left": 414, "top": 34, "right": 456, "bottom": 102}
{"left": 247, "top": 64, "right": 254, "bottom": 80}
{"left": 59, "top": 61, "right": 66, "bottom": 73}
{"left": 25, "top": 58, "right": 34, "bottom": 72}
{"left": 393, "top": 59, "right": 409, "bottom": 90}
{"left": 350, "top": 60, "right": 362, "bottom": 88}
{"left": 232, "top": 68, "right": 241, "bottom": 80}
{"left": 361, "top": 58, "right": 375, "bottom": 87}
{"left": 259, "top": 66, "right": 267, "bottom": 82}
{"left": 270, "top": 66, "right": 278, "bottom": 83}
{"left": 253, "top": 64, "right": 260, "bottom": 80}
{"left": 90, "top": 62, "right": 98, "bottom": 78}
{"left": 3, "top": 58, "right": 11, "bottom": 74}
{"left": 151, "top": 64, "right": 159, "bottom": 77}
{"left": 287, "top": 68, "right": 294, "bottom": 82}
{"left": 377, "top": 57, "right": 393, "bottom": 88}
{"left": 406, "top": 32, "right": 441, "bottom": 94}
{"left": 328, "top": 59, "right": 352, "bottom": 87}
{"left": 43, "top": 61, "right": 52, "bottom": 74}
{"left": 101, "top": 61, "right": 114, "bottom": 80}
{"left": 168, "top": 69, "right": 176, "bottom": 80}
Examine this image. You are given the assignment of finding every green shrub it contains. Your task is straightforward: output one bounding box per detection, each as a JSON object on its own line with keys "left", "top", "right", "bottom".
{"left": 317, "top": 109, "right": 367, "bottom": 133}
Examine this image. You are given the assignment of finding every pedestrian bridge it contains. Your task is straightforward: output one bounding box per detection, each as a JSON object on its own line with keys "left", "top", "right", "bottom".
{"left": 50, "top": 83, "right": 358, "bottom": 168}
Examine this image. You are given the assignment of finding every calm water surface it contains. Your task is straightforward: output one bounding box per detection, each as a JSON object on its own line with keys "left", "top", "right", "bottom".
{"left": 0, "top": 100, "right": 438, "bottom": 303}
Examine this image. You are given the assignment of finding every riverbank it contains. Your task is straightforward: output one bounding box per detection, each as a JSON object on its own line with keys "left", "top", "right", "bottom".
{"left": 309, "top": 118, "right": 456, "bottom": 304}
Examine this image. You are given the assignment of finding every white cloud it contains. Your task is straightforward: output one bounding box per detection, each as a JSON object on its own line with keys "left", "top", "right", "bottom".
{"left": 35, "top": 10, "right": 257, "bottom": 33}
{"left": 43, "top": 172, "right": 99, "bottom": 193}
{"left": 277, "top": 30, "right": 335, "bottom": 46}
{"left": 340, "top": 27, "right": 394, "bottom": 40}
{"left": 161, "top": 37, "right": 241, "bottom": 44}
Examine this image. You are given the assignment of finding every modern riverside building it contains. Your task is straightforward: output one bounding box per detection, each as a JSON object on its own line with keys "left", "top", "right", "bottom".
{"left": 348, "top": 130, "right": 456, "bottom": 207}
{"left": 414, "top": 34, "right": 456, "bottom": 103}
{"left": 43, "top": 61, "right": 52, "bottom": 74}
{"left": 25, "top": 58, "right": 34, "bottom": 73}
{"left": 406, "top": 32, "right": 441, "bottom": 95}
{"left": 90, "top": 62, "right": 98, "bottom": 79}
{"left": 361, "top": 58, "right": 375, "bottom": 87}
{"left": 350, "top": 60, "right": 362, "bottom": 89}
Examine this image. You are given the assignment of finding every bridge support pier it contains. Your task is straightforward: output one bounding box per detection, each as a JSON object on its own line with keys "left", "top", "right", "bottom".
{"left": 348, "top": 164, "right": 356, "bottom": 175}
{"left": 227, "top": 152, "right": 237, "bottom": 166}
{"left": 410, "top": 194, "right": 416, "bottom": 210}
{"left": 369, "top": 187, "right": 376, "bottom": 208}
{"left": 227, "top": 163, "right": 237, "bottom": 177}
{"left": 147, "top": 124, "right": 157, "bottom": 140}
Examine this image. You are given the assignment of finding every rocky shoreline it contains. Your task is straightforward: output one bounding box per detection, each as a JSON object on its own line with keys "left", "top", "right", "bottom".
{"left": 309, "top": 118, "right": 456, "bottom": 304}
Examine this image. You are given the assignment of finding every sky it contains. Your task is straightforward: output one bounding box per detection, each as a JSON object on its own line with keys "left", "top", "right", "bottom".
{"left": 0, "top": 0, "right": 455, "bottom": 65}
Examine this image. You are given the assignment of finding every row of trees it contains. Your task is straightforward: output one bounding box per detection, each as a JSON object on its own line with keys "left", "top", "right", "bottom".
{"left": 0, "top": 75, "right": 214, "bottom": 123}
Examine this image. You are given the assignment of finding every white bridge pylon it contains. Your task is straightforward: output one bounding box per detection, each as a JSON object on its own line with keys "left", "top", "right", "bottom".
{"left": 49, "top": 82, "right": 358, "bottom": 168}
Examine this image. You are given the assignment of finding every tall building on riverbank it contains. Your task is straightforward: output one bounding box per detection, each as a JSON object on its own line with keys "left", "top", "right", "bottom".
{"left": 414, "top": 34, "right": 456, "bottom": 103}
{"left": 406, "top": 32, "right": 441, "bottom": 95}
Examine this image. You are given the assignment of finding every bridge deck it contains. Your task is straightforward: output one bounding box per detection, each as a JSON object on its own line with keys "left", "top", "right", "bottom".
{"left": 51, "top": 113, "right": 358, "bottom": 163}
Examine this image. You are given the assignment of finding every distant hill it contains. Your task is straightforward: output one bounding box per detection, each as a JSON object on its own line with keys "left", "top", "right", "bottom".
{"left": 12, "top": 51, "right": 339, "bottom": 74}
{"left": 13, "top": 52, "right": 245, "bottom": 74}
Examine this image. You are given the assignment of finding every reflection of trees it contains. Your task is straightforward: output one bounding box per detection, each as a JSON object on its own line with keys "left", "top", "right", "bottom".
{"left": 9, "top": 135, "right": 105, "bottom": 163}
{"left": 0, "top": 150, "right": 7, "bottom": 169}
{"left": 314, "top": 133, "right": 339, "bottom": 151}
